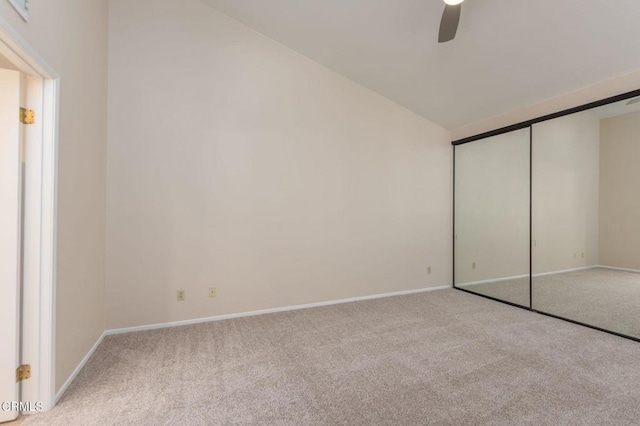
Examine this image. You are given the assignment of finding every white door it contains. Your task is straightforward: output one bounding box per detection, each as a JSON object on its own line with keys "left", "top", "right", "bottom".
{"left": 0, "top": 69, "right": 22, "bottom": 423}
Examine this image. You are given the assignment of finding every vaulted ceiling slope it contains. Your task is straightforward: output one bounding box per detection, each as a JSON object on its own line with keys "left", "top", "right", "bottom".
{"left": 200, "top": 0, "right": 640, "bottom": 130}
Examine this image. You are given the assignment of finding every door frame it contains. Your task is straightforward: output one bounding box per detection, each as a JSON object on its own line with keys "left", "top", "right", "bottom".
{"left": 0, "top": 15, "right": 59, "bottom": 411}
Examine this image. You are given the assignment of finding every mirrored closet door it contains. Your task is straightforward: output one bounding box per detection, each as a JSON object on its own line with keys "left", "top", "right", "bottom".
{"left": 532, "top": 97, "right": 640, "bottom": 339}
{"left": 454, "top": 128, "right": 531, "bottom": 308}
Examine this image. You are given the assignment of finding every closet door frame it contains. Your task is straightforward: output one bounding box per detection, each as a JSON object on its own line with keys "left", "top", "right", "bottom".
{"left": 453, "top": 128, "right": 532, "bottom": 309}
{"left": 452, "top": 88, "right": 640, "bottom": 343}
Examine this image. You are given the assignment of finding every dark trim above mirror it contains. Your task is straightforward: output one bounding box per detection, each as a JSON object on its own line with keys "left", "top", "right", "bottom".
{"left": 452, "top": 88, "right": 640, "bottom": 146}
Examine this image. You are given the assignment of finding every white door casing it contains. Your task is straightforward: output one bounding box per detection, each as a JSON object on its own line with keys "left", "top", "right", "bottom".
{"left": 0, "top": 68, "right": 22, "bottom": 423}
{"left": 0, "top": 14, "right": 59, "bottom": 411}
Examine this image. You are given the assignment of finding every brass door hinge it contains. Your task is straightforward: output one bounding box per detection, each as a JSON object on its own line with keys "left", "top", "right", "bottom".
{"left": 20, "top": 107, "right": 35, "bottom": 125}
{"left": 16, "top": 364, "right": 31, "bottom": 382}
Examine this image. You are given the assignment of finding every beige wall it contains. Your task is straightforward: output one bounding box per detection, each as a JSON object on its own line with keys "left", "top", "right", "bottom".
{"left": 532, "top": 112, "right": 600, "bottom": 273}
{"left": 599, "top": 110, "right": 640, "bottom": 270}
{"left": 0, "top": 51, "right": 18, "bottom": 70}
{"left": 0, "top": 1, "right": 108, "bottom": 391}
{"left": 106, "top": 0, "right": 452, "bottom": 329}
{"left": 454, "top": 129, "right": 530, "bottom": 284}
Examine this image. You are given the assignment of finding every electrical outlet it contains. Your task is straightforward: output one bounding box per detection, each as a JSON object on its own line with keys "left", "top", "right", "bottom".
{"left": 208, "top": 287, "right": 216, "bottom": 298}
{"left": 472, "top": 262, "right": 476, "bottom": 269}
{"left": 177, "top": 290, "right": 185, "bottom": 301}
{"left": 582, "top": 252, "right": 585, "bottom": 258}
{"left": 427, "top": 266, "right": 432, "bottom": 274}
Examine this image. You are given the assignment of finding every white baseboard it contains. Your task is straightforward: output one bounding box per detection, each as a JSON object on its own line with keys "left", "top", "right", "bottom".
{"left": 55, "top": 331, "right": 106, "bottom": 403}
{"left": 457, "top": 265, "right": 599, "bottom": 287}
{"left": 105, "top": 285, "right": 451, "bottom": 336}
{"left": 457, "top": 274, "right": 530, "bottom": 287}
{"left": 533, "top": 265, "right": 599, "bottom": 277}
{"left": 598, "top": 265, "right": 640, "bottom": 274}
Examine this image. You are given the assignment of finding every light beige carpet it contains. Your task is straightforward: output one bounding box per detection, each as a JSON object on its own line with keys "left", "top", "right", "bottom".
{"left": 24, "top": 289, "right": 640, "bottom": 425}
{"left": 459, "top": 267, "right": 640, "bottom": 338}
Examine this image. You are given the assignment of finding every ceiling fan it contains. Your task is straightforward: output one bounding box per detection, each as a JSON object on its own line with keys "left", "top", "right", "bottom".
{"left": 438, "top": 0, "right": 464, "bottom": 43}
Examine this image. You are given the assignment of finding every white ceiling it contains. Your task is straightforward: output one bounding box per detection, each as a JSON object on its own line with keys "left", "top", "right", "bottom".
{"left": 200, "top": 0, "right": 640, "bottom": 130}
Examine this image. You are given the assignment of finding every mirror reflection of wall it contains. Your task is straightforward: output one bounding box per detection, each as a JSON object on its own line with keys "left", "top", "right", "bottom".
{"left": 532, "top": 98, "right": 640, "bottom": 339}
{"left": 454, "top": 128, "right": 530, "bottom": 307}
{"left": 532, "top": 111, "right": 600, "bottom": 276}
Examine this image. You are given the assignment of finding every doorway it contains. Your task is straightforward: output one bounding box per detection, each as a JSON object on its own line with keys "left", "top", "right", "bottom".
{"left": 0, "top": 17, "right": 59, "bottom": 421}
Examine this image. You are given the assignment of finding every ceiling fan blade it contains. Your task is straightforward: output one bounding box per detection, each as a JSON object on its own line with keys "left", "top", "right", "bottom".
{"left": 438, "top": 4, "right": 461, "bottom": 43}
